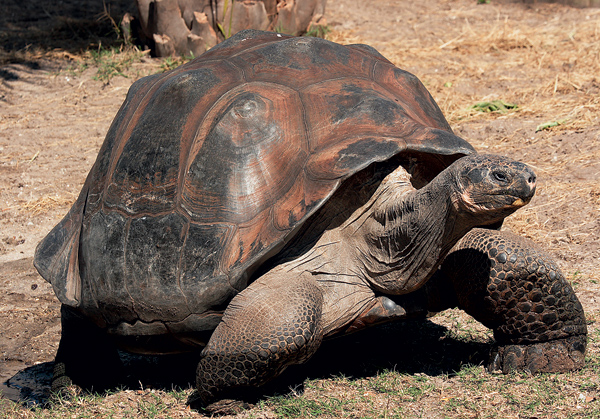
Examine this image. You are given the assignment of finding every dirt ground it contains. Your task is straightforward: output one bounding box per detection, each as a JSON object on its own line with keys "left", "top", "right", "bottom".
{"left": 0, "top": 0, "right": 599, "bottom": 416}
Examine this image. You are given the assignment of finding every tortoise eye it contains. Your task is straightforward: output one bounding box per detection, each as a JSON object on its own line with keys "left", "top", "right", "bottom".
{"left": 492, "top": 171, "right": 508, "bottom": 183}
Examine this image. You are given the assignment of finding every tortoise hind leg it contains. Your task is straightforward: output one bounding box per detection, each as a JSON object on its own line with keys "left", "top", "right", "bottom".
{"left": 52, "top": 305, "right": 124, "bottom": 394}
{"left": 426, "top": 228, "right": 587, "bottom": 373}
{"left": 196, "top": 271, "right": 324, "bottom": 405}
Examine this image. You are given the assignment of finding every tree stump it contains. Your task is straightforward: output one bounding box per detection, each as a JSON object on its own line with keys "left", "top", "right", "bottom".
{"left": 135, "top": 0, "right": 327, "bottom": 57}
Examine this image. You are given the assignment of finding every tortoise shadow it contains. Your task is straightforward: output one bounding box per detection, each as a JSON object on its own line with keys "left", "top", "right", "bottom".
{"left": 1, "top": 318, "right": 491, "bottom": 408}
{"left": 0, "top": 0, "right": 135, "bottom": 59}
{"left": 1, "top": 362, "right": 53, "bottom": 407}
{"left": 260, "top": 318, "right": 491, "bottom": 398}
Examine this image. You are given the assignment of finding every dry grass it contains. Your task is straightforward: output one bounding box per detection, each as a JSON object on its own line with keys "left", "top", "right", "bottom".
{"left": 19, "top": 196, "right": 76, "bottom": 216}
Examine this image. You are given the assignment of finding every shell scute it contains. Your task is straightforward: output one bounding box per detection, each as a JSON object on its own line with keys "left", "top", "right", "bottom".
{"left": 124, "top": 212, "right": 190, "bottom": 323}
{"left": 301, "top": 78, "right": 419, "bottom": 155}
{"left": 272, "top": 174, "right": 311, "bottom": 232}
{"left": 103, "top": 67, "right": 234, "bottom": 215}
{"left": 80, "top": 210, "right": 132, "bottom": 326}
{"left": 373, "top": 63, "right": 452, "bottom": 132}
{"left": 179, "top": 222, "right": 238, "bottom": 315}
{"left": 181, "top": 83, "right": 307, "bottom": 224}
{"left": 231, "top": 36, "right": 376, "bottom": 90}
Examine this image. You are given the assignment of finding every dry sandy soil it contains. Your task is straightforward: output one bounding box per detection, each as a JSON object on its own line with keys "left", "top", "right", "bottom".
{"left": 0, "top": 0, "right": 599, "bottom": 417}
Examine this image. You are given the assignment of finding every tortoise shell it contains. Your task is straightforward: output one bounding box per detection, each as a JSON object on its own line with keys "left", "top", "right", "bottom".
{"left": 35, "top": 30, "right": 474, "bottom": 340}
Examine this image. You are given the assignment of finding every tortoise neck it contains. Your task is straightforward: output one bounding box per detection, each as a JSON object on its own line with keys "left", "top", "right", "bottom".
{"left": 352, "top": 167, "right": 469, "bottom": 295}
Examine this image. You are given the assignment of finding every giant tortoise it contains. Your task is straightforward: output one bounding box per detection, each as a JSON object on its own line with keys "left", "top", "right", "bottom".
{"left": 34, "top": 30, "right": 587, "bottom": 404}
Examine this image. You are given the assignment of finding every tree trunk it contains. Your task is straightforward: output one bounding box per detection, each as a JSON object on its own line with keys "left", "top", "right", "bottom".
{"left": 135, "top": 0, "right": 327, "bottom": 57}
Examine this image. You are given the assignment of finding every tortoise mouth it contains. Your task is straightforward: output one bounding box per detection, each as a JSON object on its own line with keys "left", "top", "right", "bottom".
{"left": 487, "top": 179, "right": 536, "bottom": 207}
{"left": 503, "top": 184, "right": 535, "bottom": 206}
{"left": 458, "top": 191, "right": 533, "bottom": 215}
{"left": 510, "top": 197, "right": 529, "bottom": 207}
{"left": 496, "top": 192, "right": 533, "bottom": 207}
{"left": 490, "top": 194, "right": 536, "bottom": 219}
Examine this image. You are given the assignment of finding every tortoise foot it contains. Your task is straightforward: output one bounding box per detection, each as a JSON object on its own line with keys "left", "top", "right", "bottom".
{"left": 51, "top": 361, "right": 77, "bottom": 393}
{"left": 204, "top": 399, "right": 253, "bottom": 416}
{"left": 488, "top": 334, "right": 586, "bottom": 374}
{"left": 188, "top": 390, "right": 254, "bottom": 416}
{"left": 49, "top": 385, "right": 83, "bottom": 405}
{"left": 49, "top": 363, "right": 83, "bottom": 404}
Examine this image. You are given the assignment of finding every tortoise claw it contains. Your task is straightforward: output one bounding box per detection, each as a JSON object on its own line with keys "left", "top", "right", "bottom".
{"left": 203, "top": 399, "right": 254, "bottom": 416}
{"left": 488, "top": 334, "right": 586, "bottom": 374}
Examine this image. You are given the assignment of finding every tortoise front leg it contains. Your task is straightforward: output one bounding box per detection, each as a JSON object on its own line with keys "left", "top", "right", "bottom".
{"left": 427, "top": 228, "right": 587, "bottom": 373}
{"left": 196, "top": 271, "right": 324, "bottom": 404}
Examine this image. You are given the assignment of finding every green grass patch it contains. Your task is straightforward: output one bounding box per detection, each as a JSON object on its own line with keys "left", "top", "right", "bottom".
{"left": 305, "top": 25, "right": 331, "bottom": 39}
{"left": 536, "top": 119, "right": 568, "bottom": 132}
{"left": 268, "top": 394, "right": 351, "bottom": 418}
{"left": 85, "top": 45, "right": 146, "bottom": 83}
{"left": 470, "top": 100, "right": 518, "bottom": 113}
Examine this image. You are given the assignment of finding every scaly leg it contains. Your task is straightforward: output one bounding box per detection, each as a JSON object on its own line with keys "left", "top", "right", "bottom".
{"left": 426, "top": 228, "right": 587, "bottom": 373}
{"left": 196, "top": 271, "right": 324, "bottom": 404}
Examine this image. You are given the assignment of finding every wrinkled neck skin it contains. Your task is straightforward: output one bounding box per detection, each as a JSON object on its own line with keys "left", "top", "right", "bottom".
{"left": 344, "top": 166, "right": 472, "bottom": 295}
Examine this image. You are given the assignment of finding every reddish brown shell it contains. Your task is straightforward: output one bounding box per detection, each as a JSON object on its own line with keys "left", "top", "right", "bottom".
{"left": 34, "top": 30, "right": 474, "bottom": 333}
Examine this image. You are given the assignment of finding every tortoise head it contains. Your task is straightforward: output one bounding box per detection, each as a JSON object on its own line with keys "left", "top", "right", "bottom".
{"left": 450, "top": 154, "right": 537, "bottom": 224}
